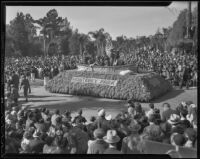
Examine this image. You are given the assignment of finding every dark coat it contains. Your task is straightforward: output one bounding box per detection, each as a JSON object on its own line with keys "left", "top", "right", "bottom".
{"left": 73, "top": 115, "right": 87, "bottom": 123}
{"left": 29, "top": 138, "right": 45, "bottom": 153}
{"left": 34, "top": 123, "right": 48, "bottom": 133}
{"left": 103, "top": 147, "right": 122, "bottom": 154}
{"left": 11, "top": 74, "right": 19, "bottom": 88}
{"left": 94, "top": 116, "right": 110, "bottom": 132}
{"left": 87, "top": 139, "right": 108, "bottom": 154}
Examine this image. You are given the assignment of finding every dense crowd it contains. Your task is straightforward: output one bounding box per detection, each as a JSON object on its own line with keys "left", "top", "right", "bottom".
{"left": 4, "top": 49, "right": 197, "bottom": 157}
{"left": 5, "top": 48, "right": 197, "bottom": 89}
{"left": 5, "top": 97, "right": 197, "bottom": 156}
{"left": 125, "top": 49, "right": 197, "bottom": 89}
{"left": 5, "top": 55, "right": 79, "bottom": 81}
{"left": 83, "top": 48, "right": 197, "bottom": 89}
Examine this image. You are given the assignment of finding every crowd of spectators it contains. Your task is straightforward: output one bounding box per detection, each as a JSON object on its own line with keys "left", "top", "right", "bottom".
{"left": 5, "top": 55, "right": 79, "bottom": 82}
{"left": 124, "top": 49, "right": 197, "bottom": 89}
{"left": 83, "top": 49, "right": 197, "bottom": 89}
{"left": 5, "top": 48, "right": 197, "bottom": 89}
{"left": 5, "top": 49, "right": 197, "bottom": 88}
{"left": 4, "top": 49, "right": 197, "bottom": 156}
{"left": 5, "top": 98, "right": 197, "bottom": 156}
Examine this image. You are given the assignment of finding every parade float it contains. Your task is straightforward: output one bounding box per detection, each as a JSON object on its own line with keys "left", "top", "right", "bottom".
{"left": 46, "top": 34, "right": 172, "bottom": 102}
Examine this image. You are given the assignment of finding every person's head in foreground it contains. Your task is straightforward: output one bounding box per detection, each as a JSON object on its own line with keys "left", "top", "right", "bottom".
{"left": 93, "top": 128, "right": 106, "bottom": 140}
{"left": 103, "top": 129, "right": 120, "bottom": 146}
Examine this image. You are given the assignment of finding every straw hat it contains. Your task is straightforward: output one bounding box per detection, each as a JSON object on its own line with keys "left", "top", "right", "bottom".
{"left": 103, "top": 130, "right": 120, "bottom": 144}
{"left": 168, "top": 114, "right": 180, "bottom": 125}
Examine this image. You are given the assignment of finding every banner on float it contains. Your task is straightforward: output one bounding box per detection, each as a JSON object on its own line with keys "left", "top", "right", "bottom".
{"left": 71, "top": 77, "right": 118, "bottom": 86}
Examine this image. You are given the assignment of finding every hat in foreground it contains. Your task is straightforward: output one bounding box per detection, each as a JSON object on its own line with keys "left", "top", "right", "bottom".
{"left": 93, "top": 128, "right": 105, "bottom": 139}
{"left": 168, "top": 114, "right": 180, "bottom": 125}
{"left": 103, "top": 130, "right": 120, "bottom": 143}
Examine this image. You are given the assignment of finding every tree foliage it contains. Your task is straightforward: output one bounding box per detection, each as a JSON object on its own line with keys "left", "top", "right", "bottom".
{"left": 5, "top": 8, "right": 197, "bottom": 57}
{"left": 5, "top": 12, "right": 40, "bottom": 56}
{"left": 166, "top": 9, "right": 187, "bottom": 48}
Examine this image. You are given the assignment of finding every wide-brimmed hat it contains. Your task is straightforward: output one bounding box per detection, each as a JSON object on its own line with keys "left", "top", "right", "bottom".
{"left": 103, "top": 130, "right": 120, "bottom": 144}
{"left": 168, "top": 114, "right": 180, "bottom": 125}
{"left": 93, "top": 128, "right": 105, "bottom": 139}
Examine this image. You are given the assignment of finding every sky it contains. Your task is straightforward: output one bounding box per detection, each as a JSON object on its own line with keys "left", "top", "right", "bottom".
{"left": 5, "top": 1, "right": 198, "bottom": 40}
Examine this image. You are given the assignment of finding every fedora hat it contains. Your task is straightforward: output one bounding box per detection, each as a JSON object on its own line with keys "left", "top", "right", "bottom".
{"left": 103, "top": 130, "right": 120, "bottom": 144}
{"left": 168, "top": 114, "right": 180, "bottom": 125}
{"left": 93, "top": 128, "right": 105, "bottom": 139}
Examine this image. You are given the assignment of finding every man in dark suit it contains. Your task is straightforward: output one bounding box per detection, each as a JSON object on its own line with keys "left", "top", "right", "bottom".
{"left": 161, "top": 103, "right": 178, "bottom": 122}
{"left": 72, "top": 109, "right": 87, "bottom": 124}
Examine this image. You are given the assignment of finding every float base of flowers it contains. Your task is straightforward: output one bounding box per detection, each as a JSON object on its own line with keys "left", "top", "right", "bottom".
{"left": 46, "top": 70, "right": 172, "bottom": 102}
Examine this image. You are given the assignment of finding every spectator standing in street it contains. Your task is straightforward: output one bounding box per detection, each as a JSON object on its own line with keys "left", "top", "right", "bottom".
{"left": 20, "top": 75, "right": 31, "bottom": 102}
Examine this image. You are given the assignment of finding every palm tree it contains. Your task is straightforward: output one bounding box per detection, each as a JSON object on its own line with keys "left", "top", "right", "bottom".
{"left": 33, "top": 9, "right": 64, "bottom": 56}
{"left": 88, "top": 28, "right": 107, "bottom": 56}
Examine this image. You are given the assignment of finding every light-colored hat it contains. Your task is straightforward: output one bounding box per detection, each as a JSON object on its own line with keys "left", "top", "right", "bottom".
{"left": 11, "top": 111, "right": 16, "bottom": 116}
{"left": 33, "top": 130, "right": 41, "bottom": 138}
{"left": 105, "top": 114, "right": 112, "bottom": 121}
{"left": 128, "top": 107, "right": 134, "bottom": 114}
{"left": 168, "top": 114, "right": 180, "bottom": 125}
{"left": 98, "top": 109, "right": 105, "bottom": 117}
{"left": 103, "top": 130, "right": 120, "bottom": 144}
{"left": 181, "top": 101, "right": 186, "bottom": 107}
{"left": 190, "top": 104, "right": 196, "bottom": 108}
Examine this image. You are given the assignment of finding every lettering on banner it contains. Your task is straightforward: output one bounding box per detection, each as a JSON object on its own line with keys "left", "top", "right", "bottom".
{"left": 71, "top": 77, "right": 118, "bottom": 86}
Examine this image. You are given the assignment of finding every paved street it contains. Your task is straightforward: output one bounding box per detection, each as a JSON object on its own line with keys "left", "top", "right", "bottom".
{"left": 19, "top": 79, "right": 197, "bottom": 122}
